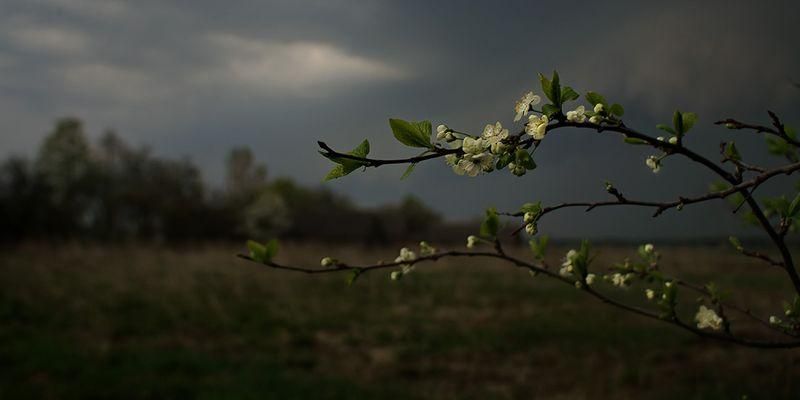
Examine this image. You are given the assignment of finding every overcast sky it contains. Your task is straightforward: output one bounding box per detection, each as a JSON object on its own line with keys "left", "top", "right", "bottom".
{"left": 1, "top": 0, "right": 799, "bottom": 239}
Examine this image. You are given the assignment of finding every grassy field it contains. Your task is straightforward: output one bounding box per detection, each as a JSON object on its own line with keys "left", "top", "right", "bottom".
{"left": 1, "top": 242, "right": 799, "bottom": 399}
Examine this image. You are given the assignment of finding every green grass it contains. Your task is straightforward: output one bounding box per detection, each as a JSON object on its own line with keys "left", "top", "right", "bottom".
{"left": 0, "top": 243, "right": 799, "bottom": 399}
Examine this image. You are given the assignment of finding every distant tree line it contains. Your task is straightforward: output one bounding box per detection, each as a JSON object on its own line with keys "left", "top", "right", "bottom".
{"left": 0, "top": 117, "right": 449, "bottom": 244}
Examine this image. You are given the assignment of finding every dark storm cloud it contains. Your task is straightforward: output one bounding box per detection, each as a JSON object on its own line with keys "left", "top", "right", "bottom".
{"left": 1, "top": 0, "right": 798, "bottom": 238}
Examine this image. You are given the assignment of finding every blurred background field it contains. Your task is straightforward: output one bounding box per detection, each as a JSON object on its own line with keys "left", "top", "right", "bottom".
{"left": 2, "top": 242, "right": 798, "bottom": 399}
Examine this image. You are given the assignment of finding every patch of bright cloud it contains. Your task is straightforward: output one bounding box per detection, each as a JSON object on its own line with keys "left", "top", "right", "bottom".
{"left": 199, "top": 33, "right": 407, "bottom": 96}
{"left": 6, "top": 24, "right": 91, "bottom": 56}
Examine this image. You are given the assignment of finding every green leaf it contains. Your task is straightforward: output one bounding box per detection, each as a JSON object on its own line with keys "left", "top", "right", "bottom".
{"left": 480, "top": 207, "right": 499, "bottom": 238}
{"left": 550, "top": 71, "right": 561, "bottom": 105}
{"left": 681, "top": 112, "right": 698, "bottom": 133}
{"left": 585, "top": 91, "right": 606, "bottom": 106}
{"left": 400, "top": 163, "right": 416, "bottom": 180}
{"left": 673, "top": 110, "right": 683, "bottom": 136}
{"left": 623, "top": 137, "right": 649, "bottom": 145}
{"left": 247, "top": 239, "right": 278, "bottom": 263}
{"left": 539, "top": 73, "right": 553, "bottom": 103}
{"left": 246, "top": 240, "right": 266, "bottom": 262}
{"left": 609, "top": 103, "right": 625, "bottom": 117}
{"left": 656, "top": 124, "right": 676, "bottom": 135}
{"left": 709, "top": 181, "right": 730, "bottom": 193}
{"left": 323, "top": 139, "right": 370, "bottom": 181}
{"left": 346, "top": 269, "right": 361, "bottom": 286}
{"left": 495, "top": 152, "right": 513, "bottom": 170}
{"left": 515, "top": 149, "right": 536, "bottom": 170}
{"left": 560, "top": 86, "right": 580, "bottom": 103}
{"left": 541, "top": 104, "right": 560, "bottom": 118}
{"left": 263, "top": 239, "right": 279, "bottom": 261}
{"left": 520, "top": 201, "right": 543, "bottom": 215}
{"left": 389, "top": 118, "right": 433, "bottom": 148}
{"left": 724, "top": 142, "right": 741, "bottom": 161}
{"left": 788, "top": 192, "right": 800, "bottom": 217}
{"left": 786, "top": 125, "right": 796, "bottom": 140}
{"left": 529, "top": 235, "right": 549, "bottom": 260}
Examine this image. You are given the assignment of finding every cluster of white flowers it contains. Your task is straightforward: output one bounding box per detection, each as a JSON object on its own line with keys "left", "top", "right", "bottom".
{"left": 608, "top": 272, "right": 634, "bottom": 288}
{"left": 560, "top": 249, "right": 578, "bottom": 277}
{"left": 589, "top": 103, "right": 604, "bottom": 124}
{"left": 585, "top": 273, "right": 597, "bottom": 285}
{"left": 522, "top": 211, "right": 541, "bottom": 237}
{"left": 419, "top": 241, "right": 437, "bottom": 256}
{"left": 436, "top": 124, "right": 457, "bottom": 142}
{"left": 645, "top": 155, "right": 661, "bottom": 173}
{"left": 437, "top": 91, "right": 554, "bottom": 178}
{"left": 445, "top": 123, "right": 508, "bottom": 177}
{"left": 695, "top": 305, "right": 723, "bottom": 330}
{"left": 566, "top": 105, "right": 586, "bottom": 123}
{"left": 525, "top": 115, "right": 549, "bottom": 140}
{"left": 391, "top": 247, "right": 417, "bottom": 280}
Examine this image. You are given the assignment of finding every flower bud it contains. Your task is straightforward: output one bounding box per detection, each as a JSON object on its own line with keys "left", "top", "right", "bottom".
{"left": 523, "top": 212, "right": 537, "bottom": 224}
{"left": 593, "top": 103, "right": 604, "bottom": 113}
{"left": 525, "top": 223, "right": 538, "bottom": 236}
{"left": 668, "top": 136, "right": 678, "bottom": 145}
{"left": 321, "top": 257, "right": 335, "bottom": 267}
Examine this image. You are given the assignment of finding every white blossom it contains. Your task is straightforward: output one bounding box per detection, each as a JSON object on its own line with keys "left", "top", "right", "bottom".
{"left": 457, "top": 152, "right": 494, "bottom": 177}
{"left": 320, "top": 257, "right": 335, "bottom": 267}
{"left": 574, "top": 281, "right": 583, "bottom": 289}
{"left": 589, "top": 115, "right": 602, "bottom": 124}
{"left": 593, "top": 103, "right": 604, "bottom": 113}
{"left": 585, "top": 273, "right": 597, "bottom": 286}
{"left": 482, "top": 122, "right": 510, "bottom": 154}
{"left": 525, "top": 223, "right": 537, "bottom": 236}
{"left": 523, "top": 212, "right": 537, "bottom": 224}
{"left": 466, "top": 235, "right": 480, "bottom": 249}
{"left": 514, "top": 91, "right": 541, "bottom": 122}
{"left": 560, "top": 249, "right": 577, "bottom": 277}
{"left": 769, "top": 316, "right": 782, "bottom": 325}
{"left": 526, "top": 114, "right": 549, "bottom": 140}
{"left": 566, "top": 105, "right": 586, "bottom": 123}
{"left": 395, "top": 247, "right": 416, "bottom": 264}
{"left": 610, "top": 272, "right": 633, "bottom": 288}
{"left": 695, "top": 305, "right": 723, "bottom": 330}
{"left": 645, "top": 289, "right": 655, "bottom": 300}
{"left": 419, "top": 241, "right": 436, "bottom": 256}
{"left": 646, "top": 155, "right": 661, "bottom": 173}
{"left": 668, "top": 136, "right": 678, "bottom": 145}
{"left": 436, "top": 124, "right": 449, "bottom": 140}
{"left": 644, "top": 243, "right": 654, "bottom": 253}
{"left": 462, "top": 137, "right": 486, "bottom": 154}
